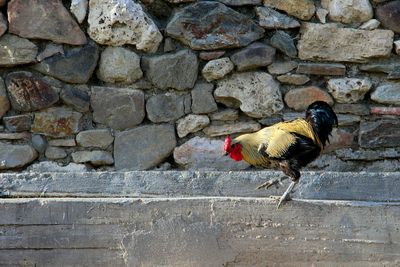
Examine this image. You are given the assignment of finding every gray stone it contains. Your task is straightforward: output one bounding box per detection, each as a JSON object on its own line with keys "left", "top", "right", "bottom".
{"left": 203, "top": 121, "right": 261, "bottom": 137}
{"left": 359, "top": 63, "right": 398, "bottom": 74}
{"left": 267, "top": 61, "right": 298, "bottom": 75}
{"left": 165, "top": 2, "right": 264, "bottom": 50}
{"left": 114, "top": 124, "right": 176, "bottom": 170}
{"left": 371, "top": 83, "right": 400, "bottom": 105}
{"left": 0, "top": 13, "right": 7, "bottom": 37}
{"left": 60, "top": 85, "right": 90, "bottom": 112}
{"left": 321, "top": 0, "right": 373, "bottom": 24}
{"left": 76, "top": 129, "right": 114, "bottom": 149}
{"left": 146, "top": 93, "right": 186, "bottom": 123}
{"left": 364, "top": 160, "right": 400, "bottom": 172}
{"left": 0, "top": 77, "right": 10, "bottom": 118}
{"left": 258, "top": 116, "right": 283, "bottom": 126}
{"left": 334, "top": 103, "right": 369, "bottom": 115}
{"left": 48, "top": 139, "right": 76, "bottom": 147}
{"left": 297, "top": 63, "right": 346, "bottom": 76}
{"left": 376, "top": 1, "right": 400, "bottom": 33}
{"left": 359, "top": 120, "right": 400, "bottom": 148}
{"left": 27, "top": 161, "right": 89, "bottom": 172}
{"left": 217, "top": 0, "right": 261, "bottom": 5}
{"left": 3, "top": 115, "right": 32, "bottom": 132}
{"left": 32, "top": 41, "right": 99, "bottom": 84}
{"left": 277, "top": 74, "right": 310, "bottom": 85}
{"left": 0, "top": 34, "right": 38, "bottom": 67}
{"left": 31, "top": 135, "right": 47, "bottom": 153}
{"left": 36, "top": 44, "right": 64, "bottom": 62}
{"left": 0, "top": 143, "right": 37, "bottom": 170}
{"left": 210, "top": 109, "right": 239, "bottom": 121}
{"left": 298, "top": 23, "right": 393, "bottom": 63}
{"left": 191, "top": 83, "right": 218, "bottom": 115}
{"left": 230, "top": 42, "right": 276, "bottom": 71}
{"left": 176, "top": 115, "right": 210, "bottom": 138}
{"left": 359, "top": 19, "right": 380, "bottom": 30}
{"left": 70, "top": 0, "right": 88, "bottom": 24}
{"left": 199, "top": 51, "right": 226, "bottom": 61}
{"left": 143, "top": 50, "right": 198, "bottom": 90}
{"left": 316, "top": 8, "right": 329, "bottom": 23}
{"left": 71, "top": 151, "right": 114, "bottom": 166}
{"left": 88, "top": 0, "right": 162, "bottom": 52}
{"left": 215, "top": 72, "right": 283, "bottom": 118}
{"left": 91, "top": 86, "right": 145, "bottom": 130}
{"left": 173, "top": 136, "right": 249, "bottom": 170}
{"left": 395, "top": 40, "right": 400, "bottom": 55}
{"left": 97, "top": 47, "right": 142, "bottom": 84}
{"left": 5, "top": 71, "right": 59, "bottom": 112}
{"left": 202, "top": 57, "right": 234, "bottom": 82}
{"left": 270, "top": 31, "right": 297, "bottom": 58}
{"left": 256, "top": 7, "right": 300, "bottom": 29}
{"left": 8, "top": 0, "right": 86, "bottom": 45}
{"left": 336, "top": 114, "right": 361, "bottom": 126}
{"left": 327, "top": 78, "right": 372, "bottom": 103}
{"left": 163, "top": 38, "right": 176, "bottom": 52}
{"left": 31, "top": 107, "right": 82, "bottom": 138}
{"left": 0, "top": 132, "right": 31, "bottom": 140}
{"left": 336, "top": 148, "right": 400, "bottom": 161}
{"left": 306, "top": 154, "right": 358, "bottom": 172}
{"left": 45, "top": 147, "right": 67, "bottom": 160}
{"left": 263, "top": 0, "right": 315, "bottom": 20}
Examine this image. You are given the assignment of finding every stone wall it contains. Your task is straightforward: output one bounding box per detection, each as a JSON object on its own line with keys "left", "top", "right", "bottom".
{"left": 0, "top": 0, "right": 399, "bottom": 172}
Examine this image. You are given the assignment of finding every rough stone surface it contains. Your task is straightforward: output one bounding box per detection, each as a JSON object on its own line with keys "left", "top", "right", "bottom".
{"left": 327, "top": 78, "right": 372, "bottom": 103}
{"left": 91, "top": 86, "right": 145, "bottom": 130}
{"left": 3, "top": 115, "right": 32, "bottom": 132}
{"left": 70, "top": 0, "right": 88, "bottom": 24}
{"left": 334, "top": 104, "right": 369, "bottom": 115}
{"left": 215, "top": 72, "right": 283, "bottom": 118}
{"left": 5, "top": 72, "right": 59, "bottom": 112}
{"left": 76, "top": 129, "right": 114, "bottom": 149}
{"left": 298, "top": 23, "right": 394, "bottom": 63}
{"left": 210, "top": 109, "right": 239, "bottom": 121}
{"left": 394, "top": 40, "right": 400, "bottom": 55}
{"left": 36, "top": 44, "right": 64, "bottom": 62}
{"left": 31, "top": 107, "right": 82, "bottom": 138}
{"left": 199, "top": 51, "right": 226, "bottom": 61}
{"left": 0, "top": 143, "right": 37, "bottom": 170}
{"left": 321, "top": 0, "right": 373, "bottom": 24}
{"left": 359, "top": 120, "right": 400, "bottom": 148}
{"left": 0, "top": 132, "right": 31, "bottom": 140}
{"left": 370, "top": 107, "right": 400, "bottom": 116}
{"left": 97, "top": 47, "right": 142, "bottom": 84}
{"left": 165, "top": 1, "right": 264, "bottom": 50}
{"left": 0, "top": 13, "right": 7, "bottom": 37}
{"left": 376, "top": 1, "right": 400, "bottom": 34}
{"left": 218, "top": 0, "right": 261, "bottom": 5}
{"left": 27, "top": 161, "right": 89, "bottom": 172}
{"left": 48, "top": 139, "right": 76, "bottom": 147}
{"left": 143, "top": 50, "right": 198, "bottom": 90}
{"left": 336, "top": 148, "right": 400, "bottom": 161}
{"left": 45, "top": 147, "right": 67, "bottom": 160}
{"left": 71, "top": 151, "right": 114, "bottom": 166}
{"left": 230, "top": 42, "right": 276, "bottom": 71}
{"left": 146, "top": 93, "right": 186, "bottom": 123}
{"left": 316, "top": 8, "right": 329, "bottom": 23}
{"left": 284, "top": 86, "right": 334, "bottom": 111}
{"left": 31, "top": 135, "right": 48, "bottom": 153}
{"left": 277, "top": 74, "right": 310, "bottom": 85}
{"left": 359, "top": 19, "right": 380, "bottom": 30}
{"left": 0, "top": 34, "right": 38, "bottom": 67}
{"left": 371, "top": 83, "right": 400, "bottom": 105}
{"left": 88, "top": 0, "right": 162, "bottom": 52}
{"left": 267, "top": 61, "right": 298, "bottom": 75}
{"left": 297, "top": 63, "right": 346, "bottom": 76}
{"left": 8, "top": 0, "right": 86, "bottom": 45}
{"left": 0, "top": 77, "right": 10, "bottom": 118}
{"left": 359, "top": 63, "right": 398, "bottom": 74}
{"left": 324, "top": 128, "right": 354, "bottom": 152}
{"left": 256, "top": 6, "right": 300, "bottom": 29}
{"left": 173, "top": 137, "right": 249, "bottom": 170}
{"left": 270, "top": 31, "right": 297, "bottom": 58}
{"left": 263, "top": 0, "right": 315, "bottom": 20}
{"left": 60, "top": 85, "right": 90, "bottom": 113}
{"left": 203, "top": 121, "right": 261, "bottom": 137}
{"left": 202, "top": 58, "right": 234, "bottom": 82}
{"left": 191, "top": 83, "right": 218, "bottom": 115}
{"left": 32, "top": 42, "right": 99, "bottom": 84}
{"left": 336, "top": 114, "right": 361, "bottom": 126}
{"left": 176, "top": 115, "right": 210, "bottom": 138}
{"left": 114, "top": 124, "right": 177, "bottom": 170}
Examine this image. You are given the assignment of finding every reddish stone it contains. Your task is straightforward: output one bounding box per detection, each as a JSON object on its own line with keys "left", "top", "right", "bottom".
{"left": 297, "top": 63, "right": 346, "bottom": 76}
{"left": 199, "top": 51, "right": 226, "bottom": 61}
{"left": 284, "top": 86, "right": 334, "bottom": 111}
{"left": 370, "top": 107, "right": 400, "bottom": 116}
{"left": 324, "top": 128, "right": 354, "bottom": 153}
{"left": 376, "top": 1, "right": 400, "bottom": 33}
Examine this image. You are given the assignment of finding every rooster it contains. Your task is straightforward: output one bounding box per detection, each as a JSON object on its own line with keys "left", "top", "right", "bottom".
{"left": 224, "top": 101, "right": 338, "bottom": 208}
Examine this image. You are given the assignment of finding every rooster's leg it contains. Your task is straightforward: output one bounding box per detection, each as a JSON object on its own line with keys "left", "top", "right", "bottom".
{"left": 256, "top": 175, "right": 288, "bottom": 190}
{"left": 276, "top": 181, "right": 297, "bottom": 209}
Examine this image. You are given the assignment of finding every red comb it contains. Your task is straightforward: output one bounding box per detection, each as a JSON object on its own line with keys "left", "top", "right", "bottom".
{"left": 224, "top": 135, "right": 231, "bottom": 151}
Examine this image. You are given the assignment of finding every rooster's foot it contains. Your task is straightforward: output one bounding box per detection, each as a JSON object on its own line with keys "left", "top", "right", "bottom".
{"left": 276, "top": 181, "right": 297, "bottom": 209}
{"left": 256, "top": 176, "right": 288, "bottom": 190}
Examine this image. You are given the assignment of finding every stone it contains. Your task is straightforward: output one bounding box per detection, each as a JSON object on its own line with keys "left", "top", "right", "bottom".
{"left": 296, "top": 63, "right": 346, "bottom": 76}
{"left": 176, "top": 115, "right": 210, "bottom": 138}
{"left": 307, "top": 154, "right": 357, "bottom": 171}
{"left": 91, "top": 86, "right": 145, "bottom": 130}
{"left": 32, "top": 41, "right": 99, "bottom": 84}
{"left": 336, "top": 148, "right": 400, "bottom": 161}
{"left": 376, "top": 1, "right": 400, "bottom": 33}
{"left": 37, "top": 44, "right": 64, "bottom": 62}
{"left": 270, "top": 31, "right": 297, "bottom": 58}
{"left": 370, "top": 107, "right": 400, "bottom": 116}
{"left": 215, "top": 72, "right": 283, "bottom": 118}
{"left": 0, "top": 13, "right": 6, "bottom": 37}
{"left": 0, "top": 34, "right": 38, "bottom": 67}
{"left": 0, "top": 0, "right": 5, "bottom": 6}
{"left": 324, "top": 128, "right": 354, "bottom": 153}
{"left": 203, "top": 121, "right": 261, "bottom": 137}
{"left": 45, "top": 147, "right": 67, "bottom": 160}
{"left": 3, "top": 115, "right": 32, "bottom": 132}
{"left": 97, "top": 47, "right": 142, "bottom": 84}
{"left": 298, "top": 23, "right": 393, "bottom": 63}
{"left": 88, "top": 0, "right": 162, "bottom": 52}
{"left": 191, "top": 83, "right": 218, "bottom": 114}
{"left": 334, "top": 104, "right": 369, "bottom": 115}
{"left": 321, "top": 0, "right": 373, "bottom": 24}
{"left": 48, "top": 139, "right": 76, "bottom": 147}
{"left": 359, "top": 120, "right": 400, "bottom": 148}
{"left": 395, "top": 41, "right": 400, "bottom": 55}
{"left": 5, "top": 71, "right": 59, "bottom": 112}
{"left": 283, "top": 112, "right": 304, "bottom": 122}
{"left": 165, "top": 2, "right": 264, "bottom": 50}
{"left": 199, "top": 51, "right": 226, "bottom": 61}
{"left": 359, "top": 19, "right": 380, "bottom": 30}
{"left": 268, "top": 61, "right": 298, "bottom": 75}
{"left": 388, "top": 66, "right": 400, "bottom": 80}
{"left": 163, "top": 38, "right": 176, "bottom": 53}
{"left": 316, "top": 8, "right": 329, "bottom": 23}
{"left": 71, "top": 151, "right": 114, "bottom": 166}
{"left": 202, "top": 58, "right": 234, "bottom": 82}
{"left": 256, "top": 7, "right": 300, "bottom": 29}
{"left": 146, "top": 93, "right": 186, "bottom": 123}
{"left": 258, "top": 116, "right": 283, "bottom": 126}
{"left": 327, "top": 78, "right": 372, "bottom": 103}
{"left": 263, "top": 0, "right": 315, "bottom": 20}
{"left": 76, "top": 129, "right": 114, "bottom": 149}
{"left": 142, "top": 50, "right": 198, "bottom": 90}
{"left": 217, "top": 0, "right": 261, "bottom": 5}
{"left": 284, "top": 87, "right": 334, "bottom": 111}
{"left": 0, "top": 77, "right": 10, "bottom": 118}
{"left": 163, "top": 0, "right": 195, "bottom": 3}
{"left": 70, "top": 0, "right": 88, "bottom": 23}
{"left": 114, "top": 124, "right": 176, "bottom": 170}
{"left": 359, "top": 63, "right": 398, "bottom": 74}
{"left": 210, "top": 109, "right": 239, "bottom": 121}
{"left": 230, "top": 42, "right": 276, "bottom": 71}
{"left": 371, "top": 83, "right": 400, "bottom": 105}
{"left": 173, "top": 137, "right": 249, "bottom": 170}
{"left": 336, "top": 114, "right": 361, "bottom": 126}
{"left": 60, "top": 85, "right": 90, "bottom": 112}
{"left": 27, "top": 161, "right": 89, "bottom": 172}
{"left": 0, "top": 143, "right": 37, "bottom": 170}
{"left": 31, "top": 107, "right": 82, "bottom": 137}
{"left": 31, "top": 135, "right": 47, "bottom": 153}
{"left": 0, "top": 132, "right": 31, "bottom": 140}
{"left": 277, "top": 74, "right": 310, "bottom": 85}
{"left": 8, "top": 0, "right": 86, "bottom": 45}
